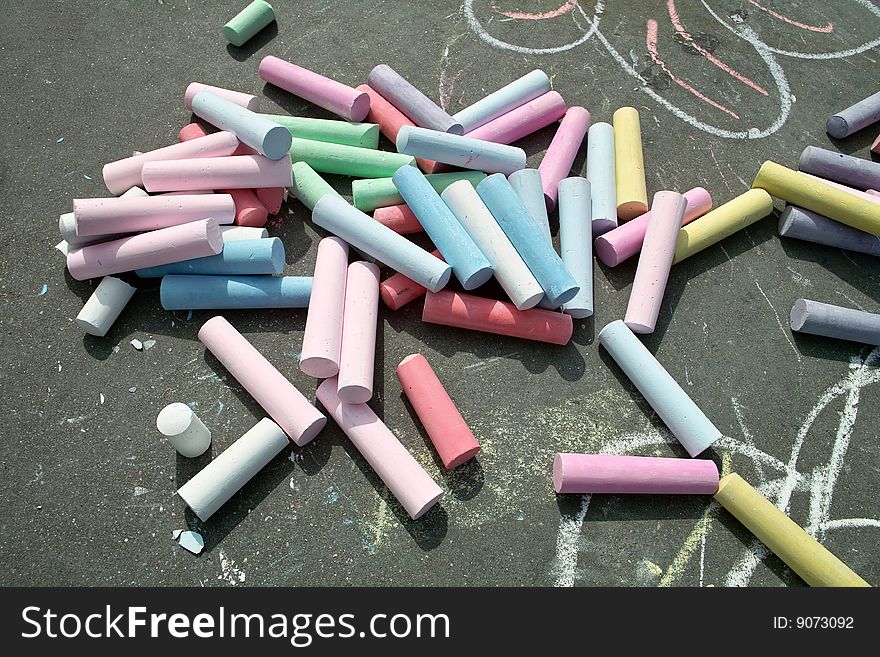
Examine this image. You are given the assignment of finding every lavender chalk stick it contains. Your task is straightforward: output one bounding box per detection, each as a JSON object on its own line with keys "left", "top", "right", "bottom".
{"left": 826, "top": 91, "right": 880, "bottom": 139}
{"left": 453, "top": 69, "right": 551, "bottom": 133}
{"left": 368, "top": 64, "right": 463, "bottom": 135}
{"left": 790, "top": 299, "right": 880, "bottom": 345}
{"left": 160, "top": 275, "right": 312, "bottom": 310}
{"left": 396, "top": 125, "right": 526, "bottom": 175}
{"left": 778, "top": 206, "right": 880, "bottom": 257}
{"left": 798, "top": 145, "right": 880, "bottom": 190}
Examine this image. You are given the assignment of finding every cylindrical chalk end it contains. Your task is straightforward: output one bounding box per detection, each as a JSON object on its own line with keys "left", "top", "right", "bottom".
{"left": 552, "top": 453, "right": 719, "bottom": 494}
{"left": 74, "top": 276, "right": 137, "bottom": 337}
{"left": 789, "top": 298, "right": 810, "bottom": 332}
{"left": 617, "top": 200, "right": 650, "bottom": 221}
{"left": 157, "top": 403, "right": 212, "bottom": 458}
{"left": 223, "top": 0, "right": 276, "bottom": 47}
{"left": 825, "top": 116, "right": 849, "bottom": 140}
{"left": 350, "top": 92, "right": 372, "bottom": 124}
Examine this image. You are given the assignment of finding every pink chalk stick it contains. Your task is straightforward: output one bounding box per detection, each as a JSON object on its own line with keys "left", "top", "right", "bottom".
{"left": 199, "top": 316, "right": 327, "bottom": 446}
{"left": 220, "top": 188, "right": 269, "bottom": 227}
{"left": 259, "top": 56, "right": 369, "bottom": 122}
{"left": 466, "top": 91, "right": 566, "bottom": 145}
{"left": 624, "top": 191, "right": 687, "bottom": 334}
{"left": 423, "top": 290, "right": 573, "bottom": 345}
{"left": 141, "top": 154, "right": 293, "bottom": 192}
{"left": 316, "top": 377, "right": 443, "bottom": 519}
{"left": 179, "top": 123, "right": 210, "bottom": 142}
{"left": 300, "top": 237, "right": 349, "bottom": 378}
{"left": 872, "top": 132, "right": 880, "bottom": 155}
{"left": 553, "top": 454, "right": 719, "bottom": 494}
{"left": 184, "top": 82, "right": 260, "bottom": 112}
{"left": 66, "top": 218, "right": 223, "bottom": 280}
{"left": 373, "top": 204, "right": 424, "bottom": 234}
{"left": 868, "top": 189, "right": 880, "bottom": 198}
{"left": 538, "top": 106, "right": 591, "bottom": 211}
{"left": 73, "top": 194, "right": 235, "bottom": 237}
{"left": 102, "top": 132, "right": 240, "bottom": 195}
{"left": 803, "top": 172, "right": 880, "bottom": 206}
{"left": 379, "top": 250, "right": 442, "bottom": 310}
{"left": 256, "top": 187, "right": 284, "bottom": 214}
{"left": 396, "top": 353, "right": 480, "bottom": 469}
{"left": 356, "top": 84, "right": 439, "bottom": 172}
{"left": 337, "top": 261, "right": 380, "bottom": 404}
{"left": 160, "top": 190, "right": 215, "bottom": 196}
{"left": 594, "top": 187, "right": 712, "bottom": 267}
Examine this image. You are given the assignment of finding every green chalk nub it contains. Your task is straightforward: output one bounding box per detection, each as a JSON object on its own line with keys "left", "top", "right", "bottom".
{"left": 261, "top": 114, "right": 380, "bottom": 148}
{"left": 352, "top": 171, "right": 488, "bottom": 212}
{"left": 223, "top": 0, "right": 275, "bottom": 47}
{"left": 290, "top": 162, "right": 342, "bottom": 210}
{"left": 290, "top": 138, "right": 414, "bottom": 179}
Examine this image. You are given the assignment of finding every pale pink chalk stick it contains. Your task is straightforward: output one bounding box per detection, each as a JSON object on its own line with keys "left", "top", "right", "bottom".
{"left": 220, "top": 188, "right": 268, "bottom": 227}
{"left": 66, "top": 218, "right": 223, "bottom": 281}
{"left": 141, "top": 154, "right": 293, "bottom": 191}
{"left": 102, "top": 132, "right": 240, "bottom": 195}
{"left": 624, "top": 191, "right": 688, "bottom": 334}
{"left": 373, "top": 204, "right": 423, "bottom": 234}
{"left": 184, "top": 82, "right": 260, "bottom": 111}
{"left": 803, "top": 172, "right": 880, "bottom": 206}
{"left": 259, "top": 56, "right": 370, "bottom": 122}
{"left": 594, "top": 187, "right": 712, "bottom": 267}
{"left": 300, "top": 237, "right": 349, "bottom": 378}
{"left": 337, "top": 261, "right": 380, "bottom": 404}
{"left": 538, "top": 106, "right": 591, "bottom": 211}
{"left": 552, "top": 454, "right": 719, "bottom": 494}
{"left": 868, "top": 189, "right": 880, "bottom": 198}
{"left": 316, "top": 377, "right": 444, "bottom": 519}
{"left": 256, "top": 187, "right": 284, "bottom": 214}
{"left": 179, "top": 123, "right": 210, "bottom": 142}
{"left": 466, "top": 91, "right": 566, "bottom": 145}
{"left": 73, "top": 194, "right": 235, "bottom": 237}
{"left": 379, "top": 250, "right": 442, "bottom": 310}
{"left": 872, "top": 132, "right": 880, "bottom": 155}
{"left": 396, "top": 353, "right": 480, "bottom": 469}
{"left": 160, "top": 190, "right": 215, "bottom": 196}
{"left": 199, "top": 316, "right": 327, "bottom": 446}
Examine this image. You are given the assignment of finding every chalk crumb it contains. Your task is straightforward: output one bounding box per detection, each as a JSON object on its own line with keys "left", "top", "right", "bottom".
{"left": 130, "top": 339, "right": 143, "bottom": 351}
{"left": 177, "top": 531, "right": 204, "bottom": 555}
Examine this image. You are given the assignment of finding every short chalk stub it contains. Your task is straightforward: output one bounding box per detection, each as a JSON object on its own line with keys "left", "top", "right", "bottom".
{"left": 75, "top": 276, "right": 137, "bottom": 337}
{"left": 156, "top": 403, "right": 212, "bottom": 458}
{"left": 223, "top": 0, "right": 276, "bottom": 48}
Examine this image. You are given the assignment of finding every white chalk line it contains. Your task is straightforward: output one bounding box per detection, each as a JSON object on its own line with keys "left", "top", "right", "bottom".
{"left": 754, "top": 280, "right": 801, "bottom": 362}
{"left": 552, "top": 494, "right": 591, "bottom": 587}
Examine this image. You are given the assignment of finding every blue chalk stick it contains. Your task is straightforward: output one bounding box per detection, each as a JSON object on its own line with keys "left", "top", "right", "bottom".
{"left": 393, "top": 165, "right": 493, "bottom": 290}
{"left": 191, "top": 91, "right": 291, "bottom": 160}
{"left": 160, "top": 275, "right": 312, "bottom": 310}
{"left": 586, "top": 122, "right": 617, "bottom": 236}
{"left": 558, "top": 177, "right": 593, "bottom": 318}
{"left": 137, "top": 238, "right": 285, "bottom": 278}
{"left": 476, "top": 173, "right": 579, "bottom": 307}
{"left": 509, "top": 169, "right": 552, "bottom": 242}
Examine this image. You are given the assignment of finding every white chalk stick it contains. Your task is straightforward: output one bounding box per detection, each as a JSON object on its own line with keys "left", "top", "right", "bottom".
{"left": 74, "top": 276, "right": 136, "bottom": 337}
{"left": 156, "top": 403, "right": 212, "bottom": 458}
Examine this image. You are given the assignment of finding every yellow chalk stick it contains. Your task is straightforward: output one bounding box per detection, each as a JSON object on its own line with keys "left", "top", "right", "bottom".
{"left": 613, "top": 107, "right": 648, "bottom": 221}
{"left": 714, "top": 473, "right": 870, "bottom": 587}
{"left": 752, "top": 160, "right": 880, "bottom": 236}
{"left": 673, "top": 189, "right": 772, "bottom": 263}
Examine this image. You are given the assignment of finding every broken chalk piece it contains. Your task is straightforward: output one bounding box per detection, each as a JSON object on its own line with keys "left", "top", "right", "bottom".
{"left": 177, "top": 530, "right": 205, "bottom": 555}
{"left": 368, "top": 64, "right": 463, "bottom": 135}
{"left": 300, "top": 237, "right": 349, "bottom": 379}
{"left": 289, "top": 161, "right": 342, "bottom": 211}
{"left": 142, "top": 154, "right": 293, "bottom": 192}
{"left": 396, "top": 125, "right": 526, "bottom": 175}
{"left": 538, "top": 106, "right": 591, "bottom": 211}
{"left": 777, "top": 205, "right": 880, "bottom": 257}
{"left": 453, "top": 69, "right": 551, "bottom": 134}
{"left": 156, "top": 402, "right": 212, "bottom": 458}
{"left": 160, "top": 275, "right": 312, "bottom": 310}
{"left": 466, "top": 91, "right": 567, "bottom": 146}
{"left": 223, "top": 0, "right": 276, "bottom": 48}
{"left": 131, "top": 338, "right": 143, "bottom": 350}
{"left": 558, "top": 177, "right": 593, "bottom": 319}
{"left": 191, "top": 91, "right": 290, "bottom": 160}
{"left": 75, "top": 276, "right": 136, "bottom": 336}
{"left": 586, "top": 121, "right": 617, "bottom": 235}
{"left": 553, "top": 454, "right": 719, "bottom": 494}
{"left": 185, "top": 82, "right": 260, "bottom": 112}
{"left": 136, "top": 237, "right": 284, "bottom": 277}
{"left": 826, "top": 91, "right": 880, "bottom": 139}
{"left": 789, "top": 298, "right": 880, "bottom": 346}
{"left": 255, "top": 187, "right": 285, "bottom": 215}
{"left": 221, "top": 188, "right": 268, "bottom": 227}
{"left": 337, "top": 262, "right": 380, "bottom": 404}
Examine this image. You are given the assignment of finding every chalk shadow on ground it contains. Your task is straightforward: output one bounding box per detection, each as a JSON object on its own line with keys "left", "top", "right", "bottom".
{"left": 226, "top": 22, "right": 278, "bottom": 62}
{"left": 780, "top": 236, "right": 880, "bottom": 305}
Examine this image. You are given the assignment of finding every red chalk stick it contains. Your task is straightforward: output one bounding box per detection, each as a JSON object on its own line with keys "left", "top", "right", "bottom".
{"left": 379, "top": 249, "right": 442, "bottom": 310}
{"left": 373, "top": 204, "right": 424, "bottom": 234}
{"left": 256, "top": 187, "right": 284, "bottom": 214}
{"left": 220, "top": 188, "right": 269, "bottom": 227}
{"left": 178, "top": 122, "right": 210, "bottom": 142}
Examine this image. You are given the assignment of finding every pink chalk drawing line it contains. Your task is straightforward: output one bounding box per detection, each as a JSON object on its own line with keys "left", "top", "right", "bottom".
{"left": 748, "top": 0, "right": 834, "bottom": 34}
{"left": 496, "top": 0, "right": 580, "bottom": 21}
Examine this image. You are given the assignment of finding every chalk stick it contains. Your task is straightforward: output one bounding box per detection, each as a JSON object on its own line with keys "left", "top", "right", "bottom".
{"left": 261, "top": 113, "right": 379, "bottom": 148}
{"left": 289, "top": 161, "right": 342, "bottom": 211}
{"left": 453, "top": 69, "right": 551, "bottom": 134}
{"left": 55, "top": 240, "right": 70, "bottom": 257}
{"left": 255, "top": 187, "right": 284, "bottom": 214}
{"left": 61, "top": 186, "right": 148, "bottom": 247}
{"left": 199, "top": 316, "right": 326, "bottom": 445}
{"left": 191, "top": 91, "right": 290, "bottom": 160}
{"left": 476, "top": 173, "right": 580, "bottom": 307}
{"left": 67, "top": 219, "right": 223, "bottom": 281}
{"left": 156, "top": 403, "right": 211, "bottom": 458}
{"left": 789, "top": 298, "right": 880, "bottom": 345}
{"left": 714, "top": 473, "right": 869, "bottom": 587}
{"left": 393, "top": 165, "right": 493, "bottom": 289}
{"left": 396, "top": 125, "right": 526, "bottom": 175}
{"left": 594, "top": 187, "right": 713, "bottom": 267}
{"left": 223, "top": 0, "right": 275, "bottom": 47}
{"left": 185, "top": 83, "right": 260, "bottom": 112}
{"left": 352, "top": 170, "right": 487, "bottom": 212}
{"left": 177, "top": 418, "right": 288, "bottom": 522}
{"left": 291, "top": 136, "right": 414, "bottom": 178}
{"left": 423, "top": 290, "right": 573, "bottom": 345}
{"left": 102, "top": 132, "right": 241, "bottom": 195}
{"left": 316, "top": 378, "right": 443, "bottom": 520}
{"left": 259, "top": 55, "right": 370, "bottom": 122}
{"left": 625, "top": 191, "right": 687, "bottom": 333}
{"left": 396, "top": 353, "right": 481, "bottom": 469}
{"left": 553, "top": 454, "right": 719, "bottom": 494}
{"left": 598, "top": 320, "right": 721, "bottom": 456}
{"left": 220, "top": 188, "right": 268, "bottom": 227}
{"left": 142, "top": 154, "right": 293, "bottom": 192}
{"left": 441, "top": 181, "right": 543, "bottom": 310}
{"left": 160, "top": 275, "right": 311, "bottom": 310}
{"left": 587, "top": 122, "right": 617, "bottom": 235}
{"left": 368, "top": 64, "right": 462, "bottom": 135}
{"left": 467, "top": 91, "right": 567, "bottom": 145}
{"left": 221, "top": 226, "right": 269, "bottom": 241}
{"left": 337, "top": 262, "right": 380, "bottom": 404}
{"left": 300, "top": 237, "right": 349, "bottom": 378}
{"left": 798, "top": 145, "right": 880, "bottom": 191}
{"left": 373, "top": 204, "right": 423, "bottom": 234}
{"left": 74, "top": 276, "right": 136, "bottom": 336}
{"left": 826, "top": 91, "right": 880, "bottom": 139}
{"left": 136, "top": 238, "right": 283, "bottom": 277}
{"left": 868, "top": 189, "right": 880, "bottom": 197}
{"left": 72, "top": 194, "right": 234, "bottom": 237}
{"left": 378, "top": 249, "right": 441, "bottom": 310}
{"left": 613, "top": 107, "right": 649, "bottom": 220}
{"left": 179, "top": 122, "right": 210, "bottom": 142}
{"left": 538, "top": 106, "right": 590, "bottom": 211}
{"left": 674, "top": 189, "right": 773, "bottom": 263}
{"left": 509, "top": 168, "right": 552, "bottom": 242}
{"left": 801, "top": 173, "right": 880, "bottom": 208}
{"left": 753, "top": 161, "right": 880, "bottom": 237}
{"left": 558, "top": 177, "right": 593, "bottom": 319}
{"left": 312, "top": 194, "right": 451, "bottom": 291}
{"left": 778, "top": 205, "right": 880, "bottom": 257}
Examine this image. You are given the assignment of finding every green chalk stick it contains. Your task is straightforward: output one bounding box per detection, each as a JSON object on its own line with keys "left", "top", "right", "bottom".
{"left": 289, "top": 162, "right": 342, "bottom": 210}
{"left": 261, "top": 115, "right": 380, "bottom": 148}
{"left": 290, "top": 138, "right": 415, "bottom": 179}
{"left": 223, "top": 0, "right": 275, "bottom": 47}
{"left": 352, "top": 171, "right": 488, "bottom": 212}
